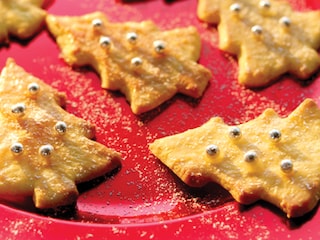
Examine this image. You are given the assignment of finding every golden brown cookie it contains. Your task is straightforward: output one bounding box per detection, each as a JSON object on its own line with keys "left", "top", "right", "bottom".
{"left": 198, "top": 0, "right": 320, "bottom": 87}
{"left": 150, "top": 98, "right": 320, "bottom": 218}
{"left": 46, "top": 12, "right": 211, "bottom": 114}
{"left": 0, "top": 0, "right": 46, "bottom": 44}
{"left": 0, "top": 58, "right": 121, "bottom": 209}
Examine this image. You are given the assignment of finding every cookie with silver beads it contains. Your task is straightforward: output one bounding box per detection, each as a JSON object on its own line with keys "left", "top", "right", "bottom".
{"left": 197, "top": 0, "right": 320, "bottom": 87}
{"left": 46, "top": 11, "right": 212, "bottom": 114}
{"left": 0, "top": 58, "right": 122, "bottom": 209}
{"left": 150, "top": 98, "right": 320, "bottom": 218}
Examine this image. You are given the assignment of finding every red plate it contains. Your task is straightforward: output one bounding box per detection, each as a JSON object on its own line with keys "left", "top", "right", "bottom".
{"left": 0, "top": 0, "right": 320, "bottom": 239}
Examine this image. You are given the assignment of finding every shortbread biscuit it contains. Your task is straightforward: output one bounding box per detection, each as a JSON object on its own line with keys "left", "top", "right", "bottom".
{"left": 150, "top": 99, "right": 320, "bottom": 218}
{"left": 0, "top": 58, "right": 121, "bottom": 209}
{"left": 0, "top": 0, "right": 46, "bottom": 44}
{"left": 198, "top": 0, "right": 320, "bottom": 87}
{"left": 46, "top": 12, "right": 211, "bottom": 114}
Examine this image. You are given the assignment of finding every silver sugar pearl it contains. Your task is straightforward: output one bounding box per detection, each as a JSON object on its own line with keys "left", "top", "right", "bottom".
{"left": 269, "top": 129, "right": 281, "bottom": 142}
{"left": 279, "top": 16, "right": 291, "bottom": 27}
{"left": 39, "top": 144, "right": 54, "bottom": 157}
{"left": 28, "top": 82, "right": 40, "bottom": 95}
{"left": 230, "top": 3, "right": 241, "bottom": 12}
{"left": 55, "top": 121, "right": 67, "bottom": 134}
{"left": 99, "top": 36, "right": 112, "bottom": 48}
{"left": 126, "top": 32, "right": 138, "bottom": 44}
{"left": 11, "top": 103, "right": 26, "bottom": 116}
{"left": 251, "top": 25, "right": 263, "bottom": 35}
{"left": 244, "top": 150, "right": 257, "bottom": 162}
{"left": 92, "top": 18, "right": 103, "bottom": 28}
{"left": 259, "top": 0, "right": 271, "bottom": 8}
{"left": 206, "top": 144, "right": 219, "bottom": 156}
{"left": 153, "top": 40, "right": 166, "bottom": 53}
{"left": 229, "top": 126, "right": 242, "bottom": 139}
{"left": 131, "top": 57, "right": 143, "bottom": 67}
{"left": 11, "top": 142, "right": 24, "bottom": 155}
{"left": 280, "top": 159, "right": 293, "bottom": 173}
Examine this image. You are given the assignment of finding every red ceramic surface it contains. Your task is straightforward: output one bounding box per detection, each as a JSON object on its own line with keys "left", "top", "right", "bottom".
{"left": 0, "top": 0, "right": 320, "bottom": 239}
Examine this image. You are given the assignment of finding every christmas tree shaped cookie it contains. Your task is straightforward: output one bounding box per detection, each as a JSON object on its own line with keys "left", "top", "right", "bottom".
{"left": 198, "top": 0, "right": 320, "bottom": 87}
{"left": 0, "top": 58, "right": 121, "bottom": 209}
{"left": 150, "top": 99, "right": 320, "bottom": 218}
{"left": 0, "top": 0, "right": 46, "bottom": 44}
{"left": 46, "top": 12, "right": 211, "bottom": 114}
